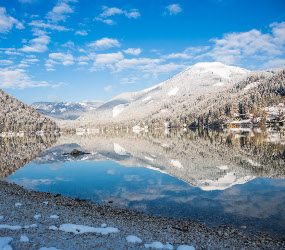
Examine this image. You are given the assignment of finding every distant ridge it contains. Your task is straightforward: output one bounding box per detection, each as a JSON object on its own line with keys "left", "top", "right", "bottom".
{"left": 31, "top": 100, "right": 105, "bottom": 120}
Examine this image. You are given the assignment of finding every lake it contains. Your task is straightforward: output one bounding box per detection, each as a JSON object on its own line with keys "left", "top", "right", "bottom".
{"left": 1, "top": 128, "right": 285, "bottom": 238}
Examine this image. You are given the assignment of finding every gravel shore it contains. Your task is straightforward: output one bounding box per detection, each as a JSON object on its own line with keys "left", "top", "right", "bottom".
{"left": 0, "top": 180, "right": 284, "bottom": 250}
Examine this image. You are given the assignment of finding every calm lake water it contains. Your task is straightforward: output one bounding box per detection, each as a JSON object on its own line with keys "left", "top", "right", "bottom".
{"left": 1, "top": 128, "right": 285, "bottom": 238}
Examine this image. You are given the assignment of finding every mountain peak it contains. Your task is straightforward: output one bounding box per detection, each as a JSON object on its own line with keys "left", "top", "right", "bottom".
{"left": 189, "top": 62, "right": 250, "bottom": 79}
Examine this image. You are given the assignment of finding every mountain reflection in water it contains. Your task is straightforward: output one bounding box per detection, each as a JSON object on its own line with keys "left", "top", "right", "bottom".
{"left": 1, "top": 128, "right": 285, "bottom": 238}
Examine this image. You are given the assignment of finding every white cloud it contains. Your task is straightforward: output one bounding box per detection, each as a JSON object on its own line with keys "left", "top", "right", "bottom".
{"left": 52, "top": 81, "right": 67, "bottom": 88}
{"left": 164, "top": 4, "right": 182, "bottom": 15}
{"left": 123, "top": 48, "right": 141, "bottom": 56}
{"left": 88, "top": 38, "right": 120, "bottom": 50}
{"left": 25, "top": 59, "right": 40, "bottom": 63}
{"left": 149, "top": 63, "right": 185, "bottom": 75}
{"left": 125, "top": 10, "right": 140, "bottom": 19}
{"left": 45, "top": 62, "right": 56, "bottom": 71}
{"left": 4, "top": 50, "right": 23, "bottom": 56}
{"left": 263, "top": 59, "right": 285, "bottom": 69}
{"left": 62, "top": 41, "right": 75, "bottom": 48}
{"left": 100, "top": 7, "right": 124, "bottom": 18}
{"left": 95, "top": 17, "right": 116, "bottom": 25}
{"left": 49, "top": 52, "right": 74, "bottom": 66}
{"left": 18, "top": 63, "right": 29, "bottom": 68}
{"left": 104, "top": 85, "right": 112, "bottom": 92}
{"left": 0, "top": 60, "right": 13, "bottom": 65}
{"left": 115, "top": 58, "right": 163, "bottom": 71}
{"left": 184, "top": 46, "right": 210, "bottom": 55}
{"left": 19, "top": 0, "right": 38, "bottom": 3}
{"left": 199, "top": 23, "right": 285, "bottom": 64}
{"left": 120, "top": 76, "right": 138, "bottom": 84}
{"left": 78, "top": 61, "right": 88, "bottom": 66}
{"left": 270, "top": 22, "right": 285, "bottom": 44}
{"left": 95, "top": 52, "right": 124, "bottom": 64}
{"left": 164, "top": 53, "right": 191, "bottom": 59}
{"left": 18, "top": 58, "right": 40, "bottom": 68}
{"left": 0, "top": 68, "right": 49, "bottom": 88}
{"left": 75, "top": 30, "right": 88, "bottom": 36}
{"left": 96, "top": 6, "right": 140, "bottom": 25}
{"left": 28, "top": 20, "right": 70, "bottom": 31}
{"left": 46, "top": 0, "right": 77, "bottom": 23}
{"left": 20, "top": 34, "right": 50, "bottom": 53}
{"left": 0, "top": 7, "right": 25, "bottom": 33}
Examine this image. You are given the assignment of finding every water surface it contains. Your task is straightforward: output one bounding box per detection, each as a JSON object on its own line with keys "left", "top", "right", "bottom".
{"left": 2, "top": 129, "right": 285, "bottom": 238}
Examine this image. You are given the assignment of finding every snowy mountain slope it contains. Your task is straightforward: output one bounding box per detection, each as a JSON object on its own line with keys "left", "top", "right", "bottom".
{"left": 32, "top": 100, "right": 105, "bottom": 120}
{"left": 77, "top": 62, "right": 250, "bottom": 124}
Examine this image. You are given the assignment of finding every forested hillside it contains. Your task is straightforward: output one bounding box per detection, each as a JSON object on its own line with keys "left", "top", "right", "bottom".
{"left": 128, "top": 69, "right": 285, "bottom": 128}
{"left": 163, "top": 69, "right": 285, "bottom": 127}
{"left": 0, "top": 89, "right": 58, "bottom": 133}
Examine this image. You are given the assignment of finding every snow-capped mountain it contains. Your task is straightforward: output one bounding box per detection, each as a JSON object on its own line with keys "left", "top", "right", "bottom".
{"left": 32, "top": 100, "right": 105, "bottom": 120}
{"left": 77, "top": 62, "right": 250, "bottom": 124}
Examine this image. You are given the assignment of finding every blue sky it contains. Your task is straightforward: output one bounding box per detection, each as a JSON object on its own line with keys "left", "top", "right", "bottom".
{"left": 0, "top": 0, "right": 284, "bottom": 104}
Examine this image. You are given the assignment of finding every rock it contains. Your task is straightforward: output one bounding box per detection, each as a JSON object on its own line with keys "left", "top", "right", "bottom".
{"left": 70, "top": 149, "right": 84, "bottom": 156}
{"left": 62, "top": 149, "right": 90, "bottom": 157}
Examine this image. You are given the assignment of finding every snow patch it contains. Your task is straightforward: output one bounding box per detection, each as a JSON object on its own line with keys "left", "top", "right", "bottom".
{"left": 200, "top": 173, "right": 255, "bottom": 191}
{"left": 126, "top": 235, "right": 142, "bottom": 244}
{"left": 168, "top": 87, "right": 179, "bottom": 96}
{"left": 246, "top": 159, "right": 261, "bottom": 167}
{"left": 213, "top": 82, "right": 224, "bottom": 87}
{"left": 15, "top": 203, "right": 22, "bottom": 207}
{"left": 0, "top": 225, "right": 22, "bottom": 230}
{"left": 244, "top": 81, "right": 258, "bottom": 91}
{"left": 24, "top": 224, "right": 37, "bottom": 229}
{"left": 0, "top": 216, "right": 3, "bottom": 220}
{"left": 142, "top": 96, "right": 152, "bottom": 102}
{"left": 145, "top": 242, "right": 173, "bottom": 249}
{"left": 146, "top": 165, "right": 167, "bottom": 174}
{"left": 101, "top": 223, "right": 107, "bottom": 228}
{"left": 39, "top": 248, "right": 60, "bottom": 250}
{"left": 50, "top": 215, "right": 59, "bottom": 219}
{"left": 59, "top": 108, "right": 66, "bottom": 112}
{"left": 217, "top": 165, "right": 228, "bottom": 170}
{"left": 20, "top": 236, "right": 29, "bottom": 242}
{"left": 145, "top": 156, "right": 154, "bottom": 161}
{"left": 34, "top": 215, "right": 41, "bottom": 220}
{"left": 0, "top": 237, "right": 13, "bottom": 250}
{"left": 132, "top": 125, "right": 143, "bottom": 133}
{"left": 42, "top": 201, "right": 48, "bottom": 205}
{"left": 50, "top": 224, "right": 119, "bottom": 235}
{"left": 112, "top": 103, "right": 129, "bottom": 117}
{"left": 171, "top": 159, "right": 183, "bottom": 168}
{"left": 114, "top": 143, "right": 128, "bottom": 156}
{"left": 177, "top": 246, "right": 195, "bottom": 250}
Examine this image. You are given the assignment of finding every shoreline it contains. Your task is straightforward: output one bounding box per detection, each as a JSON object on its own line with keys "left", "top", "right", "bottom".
{"left": 0, "top": 180, "right": 284, "bottom": 249}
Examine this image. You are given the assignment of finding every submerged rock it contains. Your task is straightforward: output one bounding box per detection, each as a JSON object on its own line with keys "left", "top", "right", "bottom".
{"left": 62, "top": 149, "right": 90, "bottom": 158}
